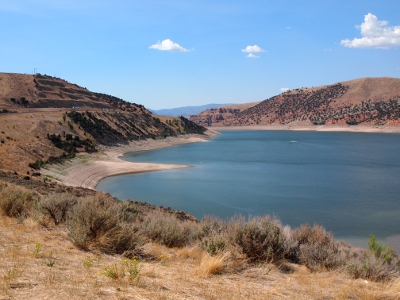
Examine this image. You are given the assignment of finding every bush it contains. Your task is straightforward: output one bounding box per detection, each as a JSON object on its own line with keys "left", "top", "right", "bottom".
{"left": 38, "top": 193, "right": 77, "bottom": 225}
{"left": 346, "top": 235, "right": 400, "bottom": 281}
{"left": 346, "top": 252, "right": 399, "bottom": 282}
{"left": 140, "top": 210, "right": 200, "bottom": 247}
{"left": 228, "top": 215, "right": 287, "bottom": 262}
{"left": 0, "top": 186, "right": 36, "bottom": 218}
{"left": 290, "top": 224, "right": 343, "bottom": 271}
{"left": 368, "top": 234, "right": 394, "bottom": 264}
{"left": 67, "top": 194, "right": 143, "bottom": 254}
{"left": 200, "top": 217, "right": 228, "bottom": 255}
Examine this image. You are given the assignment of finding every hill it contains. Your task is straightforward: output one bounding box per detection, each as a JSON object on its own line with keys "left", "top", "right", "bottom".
{"left": 189, "top": 77, "right": 400, "bottom": 127}
{"left": 150, "top": 103, "right": 232, "bottom": 118}
{"left": 0, "top": 73, "right": 148, "bottom": 112}
{"left": 189, "top": 102, "right": 260, "bottom": 126}
{"left": 0, "top": 72, "right": 207, "bottom": 173}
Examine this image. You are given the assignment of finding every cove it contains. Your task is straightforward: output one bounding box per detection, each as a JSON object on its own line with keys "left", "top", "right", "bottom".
{"left": 97, "top": 130, "right": 400, "bottom": 252}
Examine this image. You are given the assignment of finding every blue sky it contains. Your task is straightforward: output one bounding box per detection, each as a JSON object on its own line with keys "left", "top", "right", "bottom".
{"left": 1, "top": 0, "right": 400, "bottom": 109}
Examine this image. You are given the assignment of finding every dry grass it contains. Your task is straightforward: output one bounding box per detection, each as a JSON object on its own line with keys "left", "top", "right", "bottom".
{"left": 1, "top": 214, "right": 400, "bottom": 299}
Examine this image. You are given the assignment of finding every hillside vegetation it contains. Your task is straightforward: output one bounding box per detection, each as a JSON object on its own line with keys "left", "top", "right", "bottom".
{"left": 190, "top": 77, "right": 400, "bottom": 126}
{"left": 0, "top": 73, "right": 206, "bottom": 173}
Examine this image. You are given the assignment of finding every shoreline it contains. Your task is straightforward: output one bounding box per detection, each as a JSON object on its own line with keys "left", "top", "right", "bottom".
{"left": 41, "top": 131, "right": 217, "bottom": 190}
{"left": 42, "top": 125, "right": 400, "bottom": 190}
{"left": 211, "top": 124, "right": 400, "bottom": 133}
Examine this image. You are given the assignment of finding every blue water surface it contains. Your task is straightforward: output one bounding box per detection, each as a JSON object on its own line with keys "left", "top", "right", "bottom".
{"left": 97, "top": 130, "right": 400, "bottom": 250}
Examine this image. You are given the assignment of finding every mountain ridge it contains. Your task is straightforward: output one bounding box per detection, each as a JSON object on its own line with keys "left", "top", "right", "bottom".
{"left": 189, "top": 77, "right": 400, "bottom": 126}
{"left": 150, "top": 103, "right": 232, "bottom": 118}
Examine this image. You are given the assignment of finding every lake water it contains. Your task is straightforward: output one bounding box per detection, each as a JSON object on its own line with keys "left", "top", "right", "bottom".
{"left": 97, "top": 130, "right": 400, "bottom": 251}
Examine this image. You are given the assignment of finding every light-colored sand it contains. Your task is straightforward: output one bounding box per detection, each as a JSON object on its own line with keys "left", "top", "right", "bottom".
{"left": 41, "top": 132, "right": 217, "bottom": 189}
{"left": 211, "top": 124, "right": 400, "bottom": 133}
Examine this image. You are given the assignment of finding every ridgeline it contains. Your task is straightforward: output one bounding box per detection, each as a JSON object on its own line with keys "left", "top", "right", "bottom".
{"left": 189, "top": 77, "right": 400, "bottom": 127}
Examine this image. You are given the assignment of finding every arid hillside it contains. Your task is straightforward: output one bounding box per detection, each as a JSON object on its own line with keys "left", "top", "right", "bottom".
{"left": 190, "top": 77, "right": 400, "bottom": 126}
{"left": 0, "top": 73, "right": 206, "bottom": 174}
{"left": 0, "top": 73, "right": 148, "bottom": 112}
{"left": 189, "top": 102, "right": 259, "bottom": 126}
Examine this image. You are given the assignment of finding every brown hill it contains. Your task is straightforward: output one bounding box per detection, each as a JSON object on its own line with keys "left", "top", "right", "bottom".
{"left": 191, "top": 77, "right": 400, "bottom": 127}
{"left": 189, "top": 102, "right": 259, "bottom": 126}
{"left": 0, "top": 73, "right": 206, "bottom": 173}
{"left": 0, "top": 72, "right": 148, "bottom": 113}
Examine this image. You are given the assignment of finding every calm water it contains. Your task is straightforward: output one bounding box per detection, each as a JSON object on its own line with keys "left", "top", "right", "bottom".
{"left": 97, "top": 130, "right": 400, "bottom": 251}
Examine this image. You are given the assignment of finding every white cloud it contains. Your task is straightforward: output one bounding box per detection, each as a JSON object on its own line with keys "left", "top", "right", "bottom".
{"left": 149, "top": 39, "right": 190, "bottom": 52}
{"left": 341, "top": 13, "right": 400, "bottom": 49}
{"left": 247, "top": 53, "right": 259, "bottom": 58}
{"left": 241, "top": 45, "right": 265, "bottom": 53}
{"left": 281, "top": 88, "right": 289, "bottom": 93}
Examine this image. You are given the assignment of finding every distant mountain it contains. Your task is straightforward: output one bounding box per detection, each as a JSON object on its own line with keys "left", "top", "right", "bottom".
{"left": 190, "top": 77, "right": 400, "bottom": 127}
{"left": 150, "top": 104, "right": 232, "bottom": 118}
{"left": 189, "top": 102, "right": 260, "bottom": 126}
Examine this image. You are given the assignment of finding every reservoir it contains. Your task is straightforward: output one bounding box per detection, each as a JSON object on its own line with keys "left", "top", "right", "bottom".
{"left": 97, "top": 130, "right": 400, "bottom": 251}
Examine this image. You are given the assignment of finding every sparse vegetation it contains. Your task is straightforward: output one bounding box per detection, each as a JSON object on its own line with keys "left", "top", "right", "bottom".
{"left": 0, "top": 175, "right": 399, "bottom": 299}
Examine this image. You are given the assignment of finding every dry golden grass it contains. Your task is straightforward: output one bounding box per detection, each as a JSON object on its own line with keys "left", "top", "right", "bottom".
{"left": 1, "top": 214, "right": 399, "bottom": 299}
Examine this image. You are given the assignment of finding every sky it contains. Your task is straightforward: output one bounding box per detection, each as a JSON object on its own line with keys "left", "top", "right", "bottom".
{"left": 1, "top": 0, "right": 400, "bottom": 109}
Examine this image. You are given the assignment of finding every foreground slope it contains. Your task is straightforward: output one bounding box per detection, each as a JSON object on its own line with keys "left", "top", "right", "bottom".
{"left": 0, "top": 174, "right": 399, "bottom": 299}
{"left": 190, "top": 77, "right": 400, "bottom": 127}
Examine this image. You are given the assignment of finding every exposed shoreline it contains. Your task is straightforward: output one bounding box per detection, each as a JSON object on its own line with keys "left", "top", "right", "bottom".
{"left": 211, "top": 124, "right": 400, "bottom": 133}
{"left": 42, "top": 125, "right": 400, "bottom": 190}
{"left": 41, "top": 131, "right": 218, "bottom": 190}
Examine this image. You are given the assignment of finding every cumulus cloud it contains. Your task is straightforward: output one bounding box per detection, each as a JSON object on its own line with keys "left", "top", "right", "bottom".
{"left": 247, "top": 53, "right": 259, "bottom": 58}
{"left": 149, "top": 39, "right": 190, "bottom": 52}
{"left": 341, "top": 13, "right": 400, "bottom": 49}
{"left": 281, "top": 88, "right": 289, "bottom": 93}
{"left": 241, "top": 45, "right": 265, "bottom": 53}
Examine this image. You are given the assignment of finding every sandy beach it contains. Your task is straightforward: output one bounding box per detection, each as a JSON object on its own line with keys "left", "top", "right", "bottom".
{"left": 41, "top": 131, "right": 217, "bottom": 189}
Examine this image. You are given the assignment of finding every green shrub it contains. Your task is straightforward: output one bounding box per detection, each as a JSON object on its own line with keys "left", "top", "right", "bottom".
{"left": 346, "top": 235, "right": 400, "bottom": 282}
{"left": 368, "top": 234, "right": 394, "bottom": 264}
{"left": 0, "top": 186, "right": 36, "bottom": 218}
{"left": 290, "top": 224, "right": 343, "bottom": 271}
{"left": 228, "top": 215, "right": 287, "bottom": 262}
{"left": 38, "top": 193, "right": 77, "bottom": 225}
